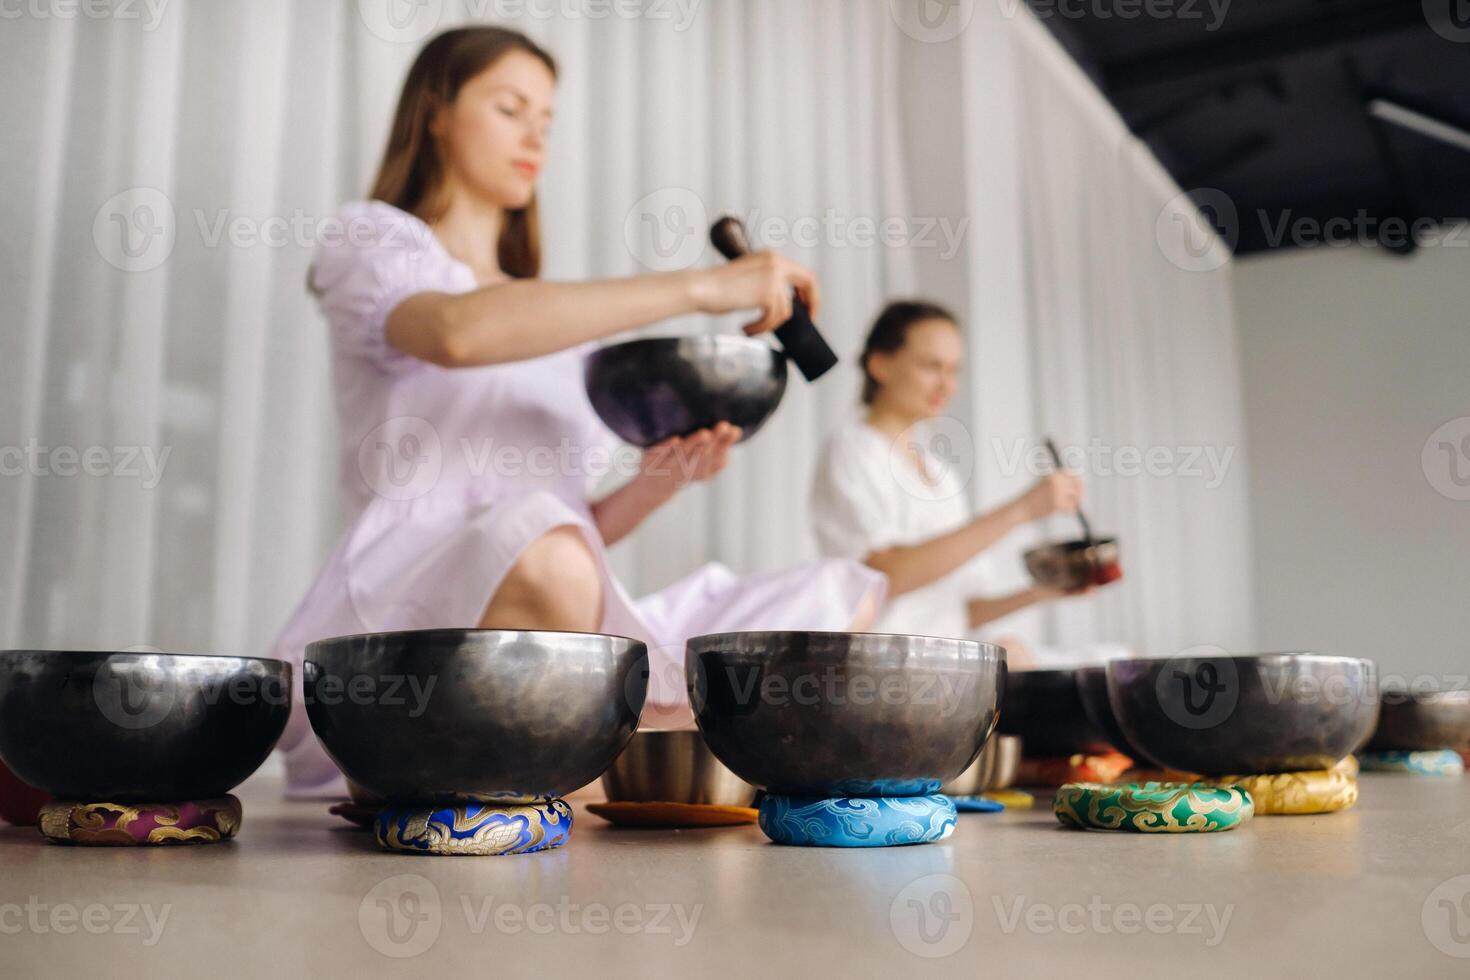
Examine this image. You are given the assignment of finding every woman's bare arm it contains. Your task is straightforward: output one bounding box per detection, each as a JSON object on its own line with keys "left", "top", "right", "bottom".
{"left": 386, "top": 252, "right": 819, "bottom": 367}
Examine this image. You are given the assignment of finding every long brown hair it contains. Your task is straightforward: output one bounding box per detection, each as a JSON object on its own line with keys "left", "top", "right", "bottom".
{"left": 370, "top": 27, "right": 556, "bottom": 279}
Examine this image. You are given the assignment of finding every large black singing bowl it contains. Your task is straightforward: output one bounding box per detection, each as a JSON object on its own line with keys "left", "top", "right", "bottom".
{"left": 305, "top": 629, "right": 647, "bottom": 802}
{"left": 687, "top": 631, "right": 1005, "bottom": 797}
{"left": 0, "top": 650, "right": 290, "bottom": 802}
{"left": 584, "top": 335, "right": 788, "bottom": 447}
{"left": 1366, "top": 687, "right": 1470, "bottom": 751}
{"left": 1074, "top": 665, "right": 1140, "bottom": 756}
{"left": 1106, "top": 654, "right": 1379, "bottom": 775}
{"left": 996, "top": 667, "right": 1113, "bottom": 756}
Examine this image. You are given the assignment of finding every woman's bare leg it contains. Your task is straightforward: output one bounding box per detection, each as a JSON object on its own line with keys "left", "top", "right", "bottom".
{"left": 477, "top": 525, "right": 604, "bottom": 632}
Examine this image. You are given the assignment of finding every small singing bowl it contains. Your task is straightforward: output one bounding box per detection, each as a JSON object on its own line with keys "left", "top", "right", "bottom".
{"left": 1366, "top": 687, "right": 1470, "bottom": 752}
{"left": 1023, "top": 537, "right": 1121, "bottom": 591}
{"left": 584, "top": 335, "right": 788, "bottom": 447}
{"left": 1107, "top": 653, "right": 1378, "bottom": 775}
{"left": 0, "top": 649, "right": 290, "bottom": 802}
{"left": 306, "top": 629, "right": 647, "bottom": 803}
{"left": 601, "top": 730, "right": 757, "bottom": 807}
{"left": 1074, "top": 664, "right": 1143, "bottom": 756}
{"left": 687, "top": 631, "right": 1005, "bottom": 798}
{"left": 997, "top": 668, "right": 1113, "bottom": 756}
{"left": 941, "top": 734, "right": 1022, "bottom": 796}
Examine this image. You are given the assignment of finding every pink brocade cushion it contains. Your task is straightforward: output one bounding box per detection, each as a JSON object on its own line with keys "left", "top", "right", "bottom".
{"left": 38, "top": 796, "right": 242, "bottom": 846}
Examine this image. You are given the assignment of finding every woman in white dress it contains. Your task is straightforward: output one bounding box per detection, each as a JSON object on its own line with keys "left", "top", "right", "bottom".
{"left": 269, "top": 27, "right": 884, "bottom": 795}
{"left": 811, "top": 300, "right": 1099, "bottom": 652}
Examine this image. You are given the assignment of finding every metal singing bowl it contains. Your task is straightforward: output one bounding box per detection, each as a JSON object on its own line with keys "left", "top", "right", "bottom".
{"left": 584, "top": 335, "right": 788, "bottom": 447}
{"left": 1107, "top": 653, "right": 1379, "bottom": 775}
{"left": 0, "top": 649, "right": 291, "bottom": 802}
{"left": 1366, "top": 687, "right": 1470, "bottom": 751}
{"left": 941, "top": 734, "right": 1022, "bottom": 796}
{"left": 996, "top": 667, "right": 1113, "bottom": 756}
{"left": 1074, "top": 664, "right": 1142, "bottom": 756}
{"left": 687, "top": 631, "right": 1005, "bottom": 797}
{"left": 601, "top": 730, "right": 757, "bottom": 806}
{"left": 1023, "top": 537, "right": 1120, "bottom": 592}
{"left": 306, "top": 629, "right": 647, "bottom": 803}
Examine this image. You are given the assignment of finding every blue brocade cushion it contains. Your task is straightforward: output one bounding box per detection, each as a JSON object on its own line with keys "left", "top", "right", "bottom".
{"left": 1358, "top": 749, "right": 1464, "bottom": 777}
{"left": 757, "top": 794, "right": 957, "bottom": 847}
{"left": 375, "top": 797, "right": 572, "bottom": 855}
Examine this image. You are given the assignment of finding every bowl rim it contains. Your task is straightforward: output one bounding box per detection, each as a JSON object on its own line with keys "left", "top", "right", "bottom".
{"left": 588, "top": 333, "right": 782, "bottom": 358}
{"left": 305, "top": 626, "right": 647, "bottom": 655}
{"left": 1106, "top": 652, "right": 1375, "bottom": 672}
{"left": 0, "top": 648, "right": 289, "bottom": 669}
{"left": 686, "top": 629, "right": 1004, "bottom": 656}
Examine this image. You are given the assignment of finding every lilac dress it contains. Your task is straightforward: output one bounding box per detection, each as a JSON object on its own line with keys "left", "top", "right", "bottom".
{"left": 268, "top": 201, "right": 887, "bottom": 794}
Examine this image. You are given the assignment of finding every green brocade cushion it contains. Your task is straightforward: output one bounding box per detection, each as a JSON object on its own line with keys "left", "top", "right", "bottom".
{"left": 1053, "top": 781, "right": 1254, "bottom": 833}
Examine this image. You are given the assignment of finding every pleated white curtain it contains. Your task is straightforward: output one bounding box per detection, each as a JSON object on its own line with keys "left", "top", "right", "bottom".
{"left": 0, "top": 1, "right": 1253, "bottom": 660}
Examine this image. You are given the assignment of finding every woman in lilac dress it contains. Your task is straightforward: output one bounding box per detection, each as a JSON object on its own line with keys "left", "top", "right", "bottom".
{"left": 269, "top": 27, "right": 885, "bottom": 794}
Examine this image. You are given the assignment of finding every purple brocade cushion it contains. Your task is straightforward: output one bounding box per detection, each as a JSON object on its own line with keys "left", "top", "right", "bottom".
{"left": 38, "top": 797, "right": 242, "bottom": 846}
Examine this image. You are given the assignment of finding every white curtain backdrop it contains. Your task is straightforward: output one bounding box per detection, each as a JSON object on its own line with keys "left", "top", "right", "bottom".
{"left": 0, "top": 0, "right": 1254, "bottom": 663}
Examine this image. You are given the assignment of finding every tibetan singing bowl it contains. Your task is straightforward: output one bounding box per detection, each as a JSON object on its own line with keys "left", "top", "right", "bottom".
{"left": 997, "top": 667, "right": 1113, "bottom": 756}
{"left": 601, "top": 730, "right": 756, "bottom": 807}
{"left": 1074, "top": 664, "right": 1142, "bottom": 756}
{"left": 0, "top": 649, "right": 290, "bottom": 802}
{"left": 941, "top": 734, "right": 1022, "bottom": 796}
{"left": 1023, "top": 537, "right": 1121, "bottom": 591}
{"left": 305, "top": 629, "right": 647, "bottom": 803}
{"left": 1107, "top": 653, "right": 1379, "bottom": 775}
{"left": 1366, "top": 686, "right": 1470, "bottom": 751}
{"left": 687, "top": 631, "right": 1005, "bottom": 797}
{"left": 584, "top": 335, "right": 788, "bottom": 447}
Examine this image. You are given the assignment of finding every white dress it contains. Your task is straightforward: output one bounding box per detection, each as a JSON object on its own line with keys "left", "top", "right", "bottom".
{"left": 268, "top": 201, "right": 887, "bottom": 794}
{"left": 810, "top": 419, "right": 995, "bottom": 640}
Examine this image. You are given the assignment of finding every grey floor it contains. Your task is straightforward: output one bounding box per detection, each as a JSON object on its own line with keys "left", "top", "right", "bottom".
{"left": 2, "top": 771, "right": 1468, "bottom": 978}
